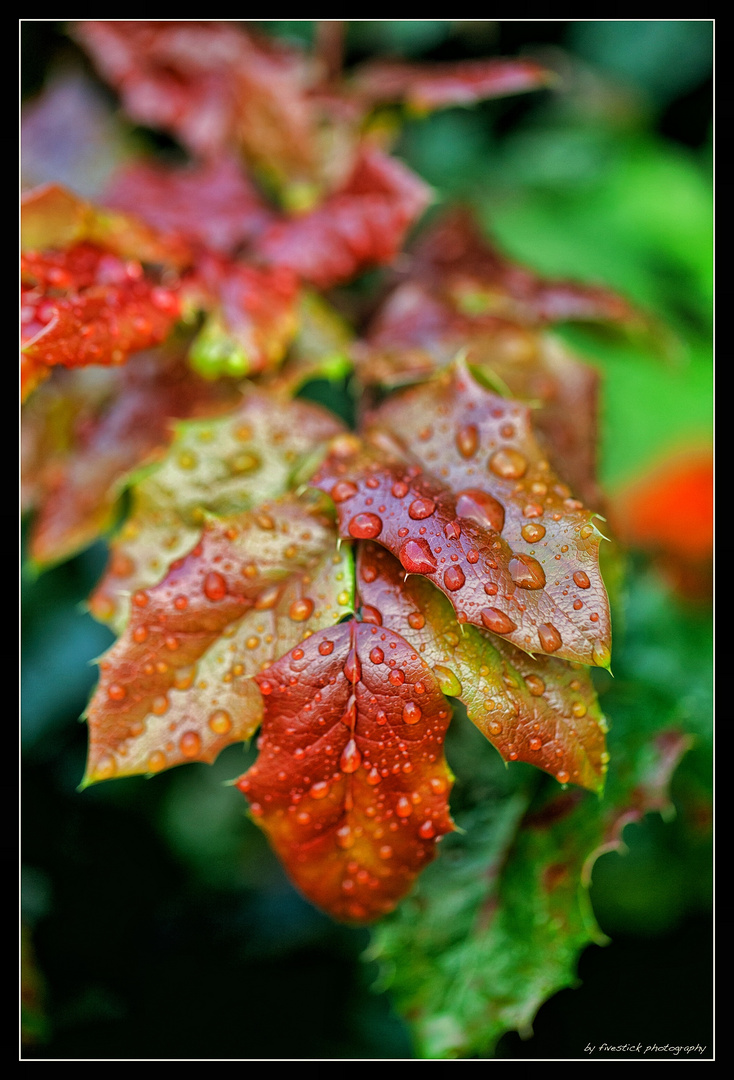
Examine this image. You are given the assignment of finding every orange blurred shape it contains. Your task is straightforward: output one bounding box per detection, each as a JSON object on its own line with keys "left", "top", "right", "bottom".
{"left": 611, "top": 447, "right": 712, "bottom": 600}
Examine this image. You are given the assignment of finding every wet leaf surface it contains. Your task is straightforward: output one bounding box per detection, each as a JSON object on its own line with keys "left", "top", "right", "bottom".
{"left": 357, "top": 542, "right": 607, "bottom": 792}
{"left": 238, "top": 619, "right": 454, "bottom": 923}
{"left": 84, "top": 494, "right": 348, "bottom": 783}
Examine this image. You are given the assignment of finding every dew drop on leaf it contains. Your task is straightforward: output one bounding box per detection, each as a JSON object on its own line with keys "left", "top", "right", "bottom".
{"left": 538, "top": 623, "right": 563, "bottom": 653}
{"left": 203, "top": 571, "right": 228, "bottom": 601}
{"left": 340, "top": 739, "right": 361, "bottom": 773}
{"left": 455, "top": 489, "right": 505, "bottom": 532}
{"left": 489, "top": 448, "right": 527, "bottom": 479}
{"left": 408, "top": 497, "right": 436, "bottom": 520}
{"left": 402, "top": 701, "right": 422, "bottom": 725}
{"left": 289, "top": 597, "right": 314, "bottom": 621}
{"left": 521, "top": 522, "right": 546, "bottom": 543}
{"left": 456, "top": 424, "right": 478, "bottom": 458}
{"left": 332, "top": 480, "right": 359, "bottom": 503}
{"left": 179, "top": 731, "right": 201, "bottom": 757}
{"left": 443, "top": 565, "right": 466, "bottom": 591}
{"left": 348, "top": 513, "right": 383, "bottom": 539}
{"left": 399, "top": 537, "right": 437, "bottom": 574}
{"left": 480, "top": 608, "right": 517, "bottom": 634}
{"left": 208, "top": 709, "right": 232, "bottom": 734}
{"left": 432, "top": 665, "right": 462, "bottom": 697}
{"left": 508, "top": 554, "right": 546, "bottom": 590}
{"left": 573, "top": 570, "right": 591, "bottom": 589}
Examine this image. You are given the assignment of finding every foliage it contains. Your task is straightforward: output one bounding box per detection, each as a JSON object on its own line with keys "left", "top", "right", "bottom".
{"left": 21, "top": 20, "right": 712, "bottom": 1060}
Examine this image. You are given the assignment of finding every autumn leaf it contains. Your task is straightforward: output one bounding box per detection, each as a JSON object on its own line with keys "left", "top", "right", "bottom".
{"left": 84, "top": 492, "right": 352, "bottom": 784}
{"left": 256, "top": 146, "right": 432, "bottom": 289}
{"left": 21, "top": 347, "right": 240, "bottom": 567}
{"left": 90, "top": 386, "right": 346, "bottom": 630}
{"left": 237, "top": 619, "right": 454, "bottom": 923}
{"left": 104, "top": 155, "right": 274, "bottom": 256}
{"left": 315, "top": 361, "right": 611, "bottom": 667}
{"left": 352, "top": 56, "right": 554, "bottom": 112}
{"left": 357, "top": 542, "right": 608, "bottom": 792}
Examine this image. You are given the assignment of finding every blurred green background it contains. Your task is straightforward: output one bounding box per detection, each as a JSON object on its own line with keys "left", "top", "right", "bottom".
{"left": 22, "top": 21, "right": 712, "bottom": 1059}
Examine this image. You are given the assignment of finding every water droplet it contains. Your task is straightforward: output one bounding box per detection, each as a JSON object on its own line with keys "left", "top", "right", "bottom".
{"left": 556, "top": 770, "right": 570, "bottom": 785}
{"left": 489, "top": 448, "right": 527, "bottom": 479}
{"left": 419, "top": 820, "right": 436, "bottom": 839}
{"left": 455, "top": 488, "right": 506, "bottom": 534}
{"left": 580, "top": 524, "right": 594, "bottom": 540}
{"left": 521, "top": 522, "right": 546, "bottom": 543}
{"left": 255, "top": 585, "right": 280, "bottom": 610}
{"left": 396, "top": 796, "right": 412, "bottom": 818}
{"left": 389, "top": 669, "right": 405, "bottom": 686}
{"left": 573, "top": 599, "right": 583, "bottom": 610}
{"left": 456, "top": 424, "right": 478, "bottom": 458}
{"left": 340, "top": 739, "right": 361, "bottom": 773}
{"left": 204, "top": 572, "right": 227, "bottom": 602}
{"left": 433, "top": 665, "right": 462, "bottom": 697}
{"left": 310, "top": 780, "right": 330, "bottom": 799}
{"left": 259, "top": 680, "right": 273, "bottom": 695}
{"left": 177, "top": 450, "right": 197, "bottom": 470}
{"left": 399, "top": 538, "right": 437, "bottom": 574}
{"left": 391, "top": 480, "right": 409, "bottom": 498}
{"left": 289, "top": 597, "right": 314, "bottom": 621}
{"left": 600, "top": 750, "right": 610, "bottom": 765}
{"left": 509, "top": 554, "right": 546, "bottom": 590}
{"left": 370, "top": 647, "right": 384, "bottom": 665}
{"left": 319, "top": 639, "right": 334, "bottom": 656}
{"left": 348, "top": 513, "right": 383, "bottom": 539}
{"left": 95, "top": 754, "right": 117, "bottom": 779}
{"left": 376, "top": 710, "right": 388, "bottom": 725}
{"left": 151, "top": 695, "right": 169, "bottom": 716}
{"left": 361, "top": 605, "right": 382, "bottom": 625}
{"left": 403, "top": 702, "right": 422, "bottom": 725}
{"left": 336, "top": 825, "right": 354, "bottom": 849}
{"left": 379, "top": 845, "right": 393, "bottom": 859}
{"left": 133, "top": 625, "right": 148, "bottom": 644}
{"left": 296, "top": 811, "right": 311, "bottom": 825}
{"left": 408, "top": 497, "right": 436, "bottom": 520}
{"left": 573, "top": 570, "right": 591, "bottom": 589}
{"left": 292, "top": 647, "right": 304, "bottom": 660}
{"left": 525, "top": 674, "right": 545, "bottom": 696}
{"left": 332, "top": 480, "right": 359, "bottom": 503}
{"left": 480, "top": 608, "right": 517, "bottom": 635}
{"left": 174, "top": 594, "right": 188, "bottom": 611}
{"left": 231, "top": 451, "right": 260, "bottom": 474}
{"left": 107, "top": 683, "right": 126, "bottom": 701}
{"left": 209, "top": 709, "right": 232, "bottom": 734}
{"left": 367, "top": 767, "right": 381, "bottom": 785}
{"left": 538, "top": 623, "right": 563, "bottom": 653}
{"left": 255, "top": 512, "right": 275, "bottom": 530}
{"left": 488, "top": 719, "right": 502, "bottom": 736}
{"left": 443, "top": 565, "right": 466, "bottom": 591}
{"left": 133, "top": 591, "right": 148, "bottom": 608}
{"left": 147, "top": 750, "right": 167, "bottom": 773}
{"left": 179, "top": 731, "right": 201, "bottom": 757}
{"left": 444, "top": 520, "right": 461, "bottom": 540}
{"left": 430, "top": 777, "right": 447, "bottom": 794}
{"left": 572, "top": 701, "right": 587, "bottom": 718}
{"left": 408, "top": 612, "right": 425, "bottom": 630}
{"left": 529, "top": 736, "right": 543, "bottom": 751}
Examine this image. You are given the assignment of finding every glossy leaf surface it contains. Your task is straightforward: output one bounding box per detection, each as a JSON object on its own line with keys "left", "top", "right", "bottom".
{"left": 91, "top": 387, "right": 345, "bottom": 630}
{"left": 357, "top": 543, "right": 607, "bottom": 792}
{"left": 238, "top": 619, "right": 454, "bottom": 922}
{"left": 315, "top": 363, "right": 611, "bottom": 666}
{"left": 84, "top": 494, "right": 349, "bottom": 783}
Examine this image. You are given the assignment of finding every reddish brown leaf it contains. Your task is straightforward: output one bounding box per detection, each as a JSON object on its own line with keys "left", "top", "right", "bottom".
{"left": 237, "top": 620, "right": 454, "bottom": 923}
{"left": 357, "top": 542, "right": 607, "bottom": 792}
{"left": 104, "top": 155, "right": 274, "bottom": 256}
{"left": 256, "top": 147, "right": 432, "bottom": 289}
{"left": 75, "top": 21, "right": 318, "bottom": 183}
{"left": 315, "top": 362, "right": 611, "bottom": 667}
{"left": 84, "top": 495, "right": 342, "bottom": 783}
{"left": 21, "top": 348, "right": 240, "bottom": 567}
{"left": 352, "top": 57, "right": 554, "bottom": 112}
{"left": 90, "top": 387, "right": 346, "bottom": 630}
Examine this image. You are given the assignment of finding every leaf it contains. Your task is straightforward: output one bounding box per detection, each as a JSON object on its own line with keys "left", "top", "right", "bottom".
{"left": 370, "top": 715, "right": 693, "bottom": 1058}
{"left": 84, "top": 493, "right": 351, "bottom": 784}
{"left": 267, "top": 291, "right": 354, "bottom": 394}
{"left": 352, "top": 56, "right": 554, "bottom": 112}
{"left": 104, "top": 155, "right": 275, "bottom": 256}
{"left": 357, "top": 542, "right": 607, "bottom": 792}
{"left": 74, "top": 21, "right": 318, "bottom": 183}
{"left": 90, "top": 387, "right": 346, "bottom": 631}
{"left": 256, "top": 147, "right": 432, "bottom": 289}
{"left": 315, "top": 362, "right": 611, "bottom": 667}
{"left": 237, "top": 619, "right": 454, "bottom": 923}
{"left": 21, "top": 347, "right": 241, "bottom": 567}
{"left": 183, "top": 254, "right": 299, "bottom": 380}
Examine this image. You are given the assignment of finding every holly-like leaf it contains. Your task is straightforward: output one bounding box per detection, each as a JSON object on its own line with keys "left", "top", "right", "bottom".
{"left": 84, "top": 493, "right": 350, "bottom": 784}
{"left": 357, "top": 543, "right": 607, "bottom": 792}
{"left": 256, "top": 147, "right": 432, "bottom": 289}
{"left": 21, "top": 347, "right": 240, "bottom": 567}
{"left": 315, "top": 362, "right": 611, "bottom": 667}
{"left": 237, "top": 619, "right": 454, "bottom": 923}
{"left": 104, "top": 155, "right": 275, "bottom": 256}
{"left": 90, "top": 387, "right": 345, "bottom": 630}
{"left": 352, "top": 56, "right": 554, "bottom": 112}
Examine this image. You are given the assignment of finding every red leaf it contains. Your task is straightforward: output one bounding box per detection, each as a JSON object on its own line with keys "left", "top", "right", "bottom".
{"left": 315, "top": 363, "right": 611, "bottom": 667}
{"left": 357, "top": 542, "right": 607, "bottom": 792}
{"left": 104, "top": 156, "right": 274, "bottom": 256}
{"left": 238, "top": 620, "right": 454, "bottom": 922}
{"left": 256, "top": 147, "right": 432, "bottom": 289}
{"left": 22, "top": 244, "right": 180, "bottom": 384}
{"left": 353, "top": 57, "right": 554, "bottom": 112}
